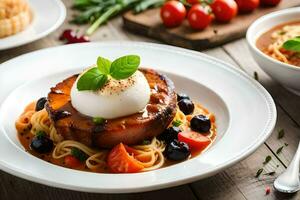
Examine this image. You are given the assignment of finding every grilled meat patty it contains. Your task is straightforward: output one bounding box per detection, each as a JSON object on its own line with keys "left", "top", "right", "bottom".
{"left": 46, "top": 68, "right": 177, "bottom": 148}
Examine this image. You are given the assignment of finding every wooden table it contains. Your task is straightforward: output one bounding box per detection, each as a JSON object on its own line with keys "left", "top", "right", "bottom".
{"left": 1, "top": 1, "right": 300, "bottom": 199}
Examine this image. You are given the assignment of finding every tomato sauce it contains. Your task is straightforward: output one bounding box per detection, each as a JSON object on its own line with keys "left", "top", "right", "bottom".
{"left": 256, "top": 21, "right": 300, "bottom": 67}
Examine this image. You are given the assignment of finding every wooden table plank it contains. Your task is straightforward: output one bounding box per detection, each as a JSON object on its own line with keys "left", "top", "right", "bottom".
{"left": 0, "top": 170, "right": 198, "bottom": 200}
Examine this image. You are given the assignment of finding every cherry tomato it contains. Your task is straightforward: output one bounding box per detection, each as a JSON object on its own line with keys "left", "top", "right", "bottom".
{"left": 64, "top": 155, "right": 81, "bottom": 168}
{"left": 188, "top": 5, "right": 213, "bottom": 30}
{"left": 107, "top": 143, "right": 144, "bottom": 173}
{"left": 211, "top": 0, "right": 238, "bottom": 22}
{"left": 178, "top": 131, "right": 211, "bottom": 151}
{"left": 235, "top": 0, "right": 259, "bottom": 13}
{"left": 160, "top": 1, "right": 186, "bottom": 28}
{"left": 260, "top": 0, "right": 281, "bottom": 6}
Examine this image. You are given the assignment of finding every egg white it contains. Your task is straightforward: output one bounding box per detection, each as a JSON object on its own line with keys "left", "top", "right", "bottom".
{"left": 70, "top": 70, "right": 151, "bottom": 119}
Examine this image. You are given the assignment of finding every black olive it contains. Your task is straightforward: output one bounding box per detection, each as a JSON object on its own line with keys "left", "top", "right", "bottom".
{"left": 178, "top": 99, "right": 194, "bottom": 115}
{"left": 177, "top": 93, "right": 190, "bottom": 102}
{"left": 190, "top": 115, "right": 211, "bottom": 133}
{"left": 35, "top": 97, "right": 47, "bottom": 111}
{"left": 157, "top": 126, "right": 181, "bottom": 142}
{"left": 30, "top": 135, "right": 53, "bottom": 153}
{"left": 165, "top": 140, "right": 190, "bottom": 161}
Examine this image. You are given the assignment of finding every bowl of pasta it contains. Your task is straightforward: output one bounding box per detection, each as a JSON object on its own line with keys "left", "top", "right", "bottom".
{"left": 247, "top": 7, "right": 300, "bottom": 96}
{"left": 0, "top": 42, "right": 276, "bottom": 193}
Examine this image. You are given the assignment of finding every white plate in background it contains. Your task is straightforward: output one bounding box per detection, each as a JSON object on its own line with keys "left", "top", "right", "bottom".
{"left": 0, "top": 0, "right": 66, "bottom": 50}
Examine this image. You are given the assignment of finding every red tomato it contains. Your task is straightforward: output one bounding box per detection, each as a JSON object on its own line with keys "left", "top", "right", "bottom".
{"left": 64, "top": 155, "right": 81, "bottom": 168}
{"left": 235, "top": 0, "right": 259, "bottom": 13}
{"left": 211, "top": 0, "right": 238, "bottom": 22}
{"left": 107, "top": 143, "right": 144, "bottom": 173}
{"left": 160, "top": 1, "right": 186, "bottom": 28}
{"left": 188, "top": 5, "right": 213, "bottom": 30}
{"left": 187, "top": 0, "right": 200, "bottom": 4}
{"left": 178, "top": 131, "right": 211, "bottom": 151}
{"left": 260, "top": 0, "right": 281, "bottom": 6}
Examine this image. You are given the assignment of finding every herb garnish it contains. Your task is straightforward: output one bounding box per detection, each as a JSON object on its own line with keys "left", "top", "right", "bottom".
{"left": 93, "top": 117, "right": 105, "bottom": 125}
{"left": 263, "top": 171, "right": 276, "bottom": 176}
{"left": 71, "top": 147, "right": 88, "bottom": 162}
{"left": 263, "top": 155, "right": 272, "bottom": 165}
{"left": 277, "top": 129, "right": 285, "bottom": 139}
{"left": 284, "top": 143, "right": 289, "bottom": 146}
{"left": 282, "top": 36, "right": 300, "bottom": 52}
{"left": 142, "top": 140, "right": 151, "bottom": 145}
{"left": 36, "top": 130, "right": 46, "bottom": 138}
{"left": 255, "top": 168, "right": 263, "bottom": 178}
{"left": 254, "top": 71, "right": 259, "bottom": 81}
{"left": 172, "top": 120, "right": 183, "bottom": 127}
{"left": 276, "top": 146, "right": 284, "bottom": 154}
{"left": 77, "top": 55, "right": 140, "bottom": 91}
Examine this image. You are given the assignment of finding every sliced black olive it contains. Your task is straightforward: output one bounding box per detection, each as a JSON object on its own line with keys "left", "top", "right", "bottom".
{"left": 177, "top": 93, "right": 190, "bottom": 102}
{"left": 157, "top": 126, "right": 181, "bottom": 142}
{"left": 178, "top": 99, "right": 194, "bottom": 115}
{"left": 165, "top": 140, "right": 190, "bottom": 161}
{"left": 35, "top": 97, "right": 47, "bottom": 111}
{"left": 30, "top": 133, "right": 53, "bottom": 153}
{"left": 190, "top": 115, "right": 211, "bottom": 133}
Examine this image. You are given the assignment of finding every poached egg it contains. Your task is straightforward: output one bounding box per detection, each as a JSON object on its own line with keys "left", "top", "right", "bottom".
{"left": 70, "top": 70, "right": 151, "bottom": 119}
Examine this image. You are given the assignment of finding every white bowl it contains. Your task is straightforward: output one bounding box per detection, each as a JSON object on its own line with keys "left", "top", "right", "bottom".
{"left": 246, "top": 7, "right": 300, "bottom": 96}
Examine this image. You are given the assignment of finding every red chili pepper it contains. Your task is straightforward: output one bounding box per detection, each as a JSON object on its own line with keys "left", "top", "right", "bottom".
{"left": 265, "top": 186, "right": 271, "bottom": 195}
{"left": 59, "top": 29, "right": 90, "bottom": 44}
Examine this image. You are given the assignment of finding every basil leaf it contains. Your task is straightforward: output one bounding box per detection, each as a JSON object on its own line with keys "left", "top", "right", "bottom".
{"left": 110, "top": 55, "right": 140, "bottom": 80}
{"left": 97, "top": 56, "right": 111, "bottom": 75}
{"left": 77, "top": 67, "right": 108, "bottom": 91}
{"left": 282, "top": 36, "right": 300, "bottom": 52}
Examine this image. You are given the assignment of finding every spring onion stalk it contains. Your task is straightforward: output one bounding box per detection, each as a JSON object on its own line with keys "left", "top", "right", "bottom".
{"left": 86, "top": 4, "right": 122, "bottom": 35}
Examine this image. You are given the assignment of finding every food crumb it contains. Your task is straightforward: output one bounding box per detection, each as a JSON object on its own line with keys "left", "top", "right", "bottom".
{"left": 265, "top": 186, "right": 271, "bottom": 195}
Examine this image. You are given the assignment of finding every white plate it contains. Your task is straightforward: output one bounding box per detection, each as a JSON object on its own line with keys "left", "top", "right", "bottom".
{"left": 0, "top": 42, "right": 276, "bottom": 193}
{"left": 0, "top": 0, "right": 66, "bottom": 50}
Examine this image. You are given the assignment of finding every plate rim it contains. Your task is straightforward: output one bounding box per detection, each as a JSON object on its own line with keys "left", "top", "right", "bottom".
{"left": 0, "top": 0, "right": 66, "bottom": 50}
{"left": 0, "top": 41, "right": 277, "bottom": 193}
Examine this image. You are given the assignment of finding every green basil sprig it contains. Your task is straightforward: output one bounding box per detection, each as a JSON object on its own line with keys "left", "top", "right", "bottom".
{"left": 77, "top": 55, "right": 140, "bottom": 91}
{"left": 282, "top": 36, "right": 300, "bottom": 52}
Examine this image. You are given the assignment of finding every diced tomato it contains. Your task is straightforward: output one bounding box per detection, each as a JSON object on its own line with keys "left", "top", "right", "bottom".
{"left": 178, "top": 131, "right": 211, "bottom": 151}
{"left": 107, "top": 143, "right": 144, "bottom": 173}
{"left": 64, "top": 155, "right": 81, "bottom": 168}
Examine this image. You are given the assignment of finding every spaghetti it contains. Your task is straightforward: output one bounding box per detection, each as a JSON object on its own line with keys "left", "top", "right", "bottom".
{"left": 257, "top": 22, "right": 300, "bottom": 66}
{"left": 16, "top": 101, "right": 216, "bottom": 173}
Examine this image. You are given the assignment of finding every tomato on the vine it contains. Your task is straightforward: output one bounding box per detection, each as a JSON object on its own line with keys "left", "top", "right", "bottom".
{"left": 160, "top": 1, "right": 186, "bottom": 28}
{"left": 211, "top": 0, "right": 238, "bottom": 22}
{"left": 235, "top": 0, "right": 259, "bottom": 13}
{"left": 187, "top": 4, "right": 213, "bottom": 30}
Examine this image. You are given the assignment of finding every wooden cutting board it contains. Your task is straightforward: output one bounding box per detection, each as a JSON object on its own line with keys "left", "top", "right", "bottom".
{"left": 123, "top": 1, "right": 300, "bottom": 50}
